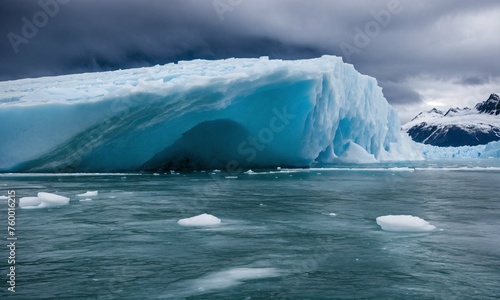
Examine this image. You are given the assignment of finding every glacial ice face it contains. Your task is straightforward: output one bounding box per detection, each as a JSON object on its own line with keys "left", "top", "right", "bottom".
{"left": 419, "top": 140, "right": 500, "bottom": 159}
{"left": 0, "top": 56, "right": 421, "bottom": 172}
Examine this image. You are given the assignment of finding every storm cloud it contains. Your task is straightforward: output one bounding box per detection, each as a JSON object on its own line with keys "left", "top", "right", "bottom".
{"left": 1, "top": 0, "right": 499, "bottom": 117}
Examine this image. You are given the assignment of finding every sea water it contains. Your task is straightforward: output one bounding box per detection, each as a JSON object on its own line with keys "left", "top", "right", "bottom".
{"left": 1, "top": 159, "right": 499, "bottom": 299}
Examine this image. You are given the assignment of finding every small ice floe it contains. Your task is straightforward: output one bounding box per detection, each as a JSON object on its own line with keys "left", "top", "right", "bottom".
{"left": 18, "top": 197, "right": 42, "bottom": 208}
{"left": 38, "top": 192, "right": 70, "bottom": 207}
{"left": 376, "top": 215, "right": 436, "bottom": 232}
{"left": 79, "top": 198, "right": 93, "bottom": 202}
{"left": 0, "top": 195, "right": 9, "bottom": 200}
{"left": 77, "top": 191, "right": 98, "bottom": 197}
{"left": 328, "top": 213, "right": 337, "bottom": 216}
{"left": 244, "top": 169, "right": 255, "bottom": 174}
{"left": 19, "top": 192, "right": 70, "bottom": 209}
{"left": 178, "top": 213, "right": 221, "bottom": 227}
{"left": 189, "top": 267, "right": 279, "bottom": 292}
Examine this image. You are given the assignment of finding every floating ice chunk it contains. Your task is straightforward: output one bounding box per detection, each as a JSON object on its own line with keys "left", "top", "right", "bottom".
{"left": 37, "top": 192, "right": 70, "bottom": 207}
{"left": 376, "top": 215, "right": 436, "bottom": 232}
{"left": 328, "top": 213, "right": 337, "bottom": 216}
{"left": 77, "top": 191, "right": 98, "bottom": 197}
{"left": 79, "top": 198, "right": 93, "bottom": 202}
{"left": 19, "top": 197, "right": 43, "bottom": 208}
{"left": 244, "top": 169, "right": 255, "bottom": 174}
{"left": 191, "top": 267, "right": 280, "bottom": 292}
{"left": 0, "top": 195, "right": 9, "bottom": 200}
{"left": 178, "top": 213, "right": 221, "bottom": 227}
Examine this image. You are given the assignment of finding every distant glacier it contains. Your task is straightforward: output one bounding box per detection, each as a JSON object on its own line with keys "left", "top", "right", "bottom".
{"left": 2, "top": 55, "right": 496, "bottom": 172}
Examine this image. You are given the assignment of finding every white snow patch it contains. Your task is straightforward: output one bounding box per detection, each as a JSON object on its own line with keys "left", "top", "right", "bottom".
{"left": 178, "top": 213, "right": 221, "bottom": 227}
{"left": 376, "top": 215, "right": 436, "bottom": 232}
{"left": 77, "top": 191, "right": 98, "bottom": 197}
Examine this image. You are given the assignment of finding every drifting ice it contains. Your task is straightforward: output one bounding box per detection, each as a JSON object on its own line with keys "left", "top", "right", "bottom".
{"left": 376, "top": 215, "right": 436, "bottom": 232}
{"left": 178, "top": 213, "right": 222, "bottom": 227}
{"left": 19, "top": 192, "right": 70, "bottom": 209}
{"left": 77, "top": 191, "right": 98, "bottom": 197}
{"left": 0, "top": 56, "right": 422, "bottom": 172}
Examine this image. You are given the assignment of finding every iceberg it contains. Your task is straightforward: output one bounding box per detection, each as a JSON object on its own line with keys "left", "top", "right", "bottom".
{"left": 0, "top": 56, "right": 421, "bottom": 172}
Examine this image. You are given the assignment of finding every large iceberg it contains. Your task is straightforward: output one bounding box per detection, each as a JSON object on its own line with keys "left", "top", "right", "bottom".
{"left": 0, "top": 56, "right": 421, "bottom": 172}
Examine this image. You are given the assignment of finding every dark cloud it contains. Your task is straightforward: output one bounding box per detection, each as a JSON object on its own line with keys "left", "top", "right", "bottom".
{"left": 378, "top": 81, "right": 422, "bottom": 105}
{"left": 0, "top": 0, "right": 499, "bottom": 107}
{"left": 455, "top": 75, "right": 491, "bottom": 86}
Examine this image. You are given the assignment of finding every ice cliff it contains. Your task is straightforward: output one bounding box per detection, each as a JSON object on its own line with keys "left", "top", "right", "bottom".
{"left": 0, "top": 56, "right": 422, "bottom": 172}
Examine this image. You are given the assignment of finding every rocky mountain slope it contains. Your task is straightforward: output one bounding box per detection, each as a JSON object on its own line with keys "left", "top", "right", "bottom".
{"left": 403, "top": 94, "right": 500, "bottom": 147}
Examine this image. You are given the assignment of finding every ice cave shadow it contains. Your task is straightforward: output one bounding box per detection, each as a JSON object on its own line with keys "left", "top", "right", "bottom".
{"left": 142, "top": 119, "right": 278, "bottom": 171}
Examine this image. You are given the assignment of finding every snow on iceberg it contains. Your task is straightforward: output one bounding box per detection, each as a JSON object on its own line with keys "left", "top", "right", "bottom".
{"left": 0, "top": 56, "right": 422, "bottom": 172}
{"left": 177, "top": 213, "right": 221, "bottom": 227}
{"left": 19, "top": 192, "right": 70, "bottom": 209}
{"left": 376, "top": 215, "right": 436, "bottom": 232}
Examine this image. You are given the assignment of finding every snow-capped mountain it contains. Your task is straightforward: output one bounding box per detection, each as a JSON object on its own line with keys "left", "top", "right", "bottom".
{"left": 402, "top": 94, "right": 500, "bottom": 147}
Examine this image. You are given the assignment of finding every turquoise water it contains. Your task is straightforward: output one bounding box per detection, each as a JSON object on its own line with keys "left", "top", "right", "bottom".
{"left": 1, "top": 159, "right": 500, "bottom": 299}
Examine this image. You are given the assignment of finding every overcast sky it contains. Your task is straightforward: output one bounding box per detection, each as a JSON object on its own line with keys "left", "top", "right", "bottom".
{"left": 1, "top": 0, "right": 499, "bottom": 122}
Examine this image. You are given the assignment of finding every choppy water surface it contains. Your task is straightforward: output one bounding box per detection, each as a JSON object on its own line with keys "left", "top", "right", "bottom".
{"left": 1, "top": 159, "right": 500, "bottom": 299}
